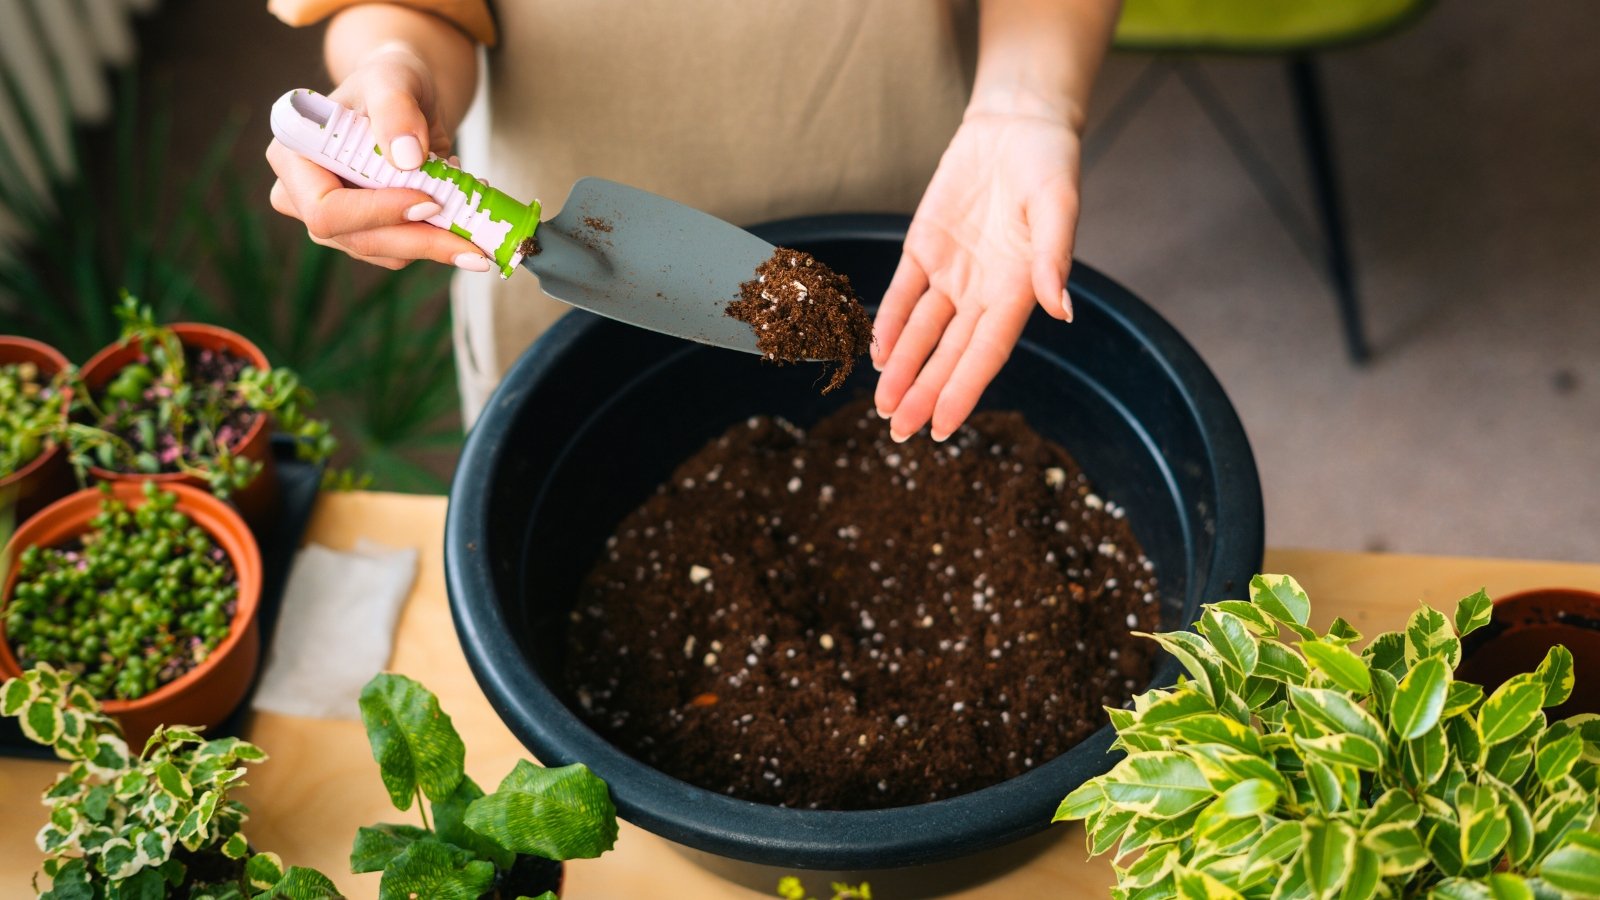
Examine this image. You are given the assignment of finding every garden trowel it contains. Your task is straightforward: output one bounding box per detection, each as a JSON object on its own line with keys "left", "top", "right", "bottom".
{"left": 270, "top": 89, "right": 771, "bottom": 356}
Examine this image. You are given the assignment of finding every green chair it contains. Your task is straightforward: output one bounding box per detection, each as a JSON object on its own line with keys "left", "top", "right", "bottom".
{"left": 1099, "top": 0, "right": 1434, "bottom": 362}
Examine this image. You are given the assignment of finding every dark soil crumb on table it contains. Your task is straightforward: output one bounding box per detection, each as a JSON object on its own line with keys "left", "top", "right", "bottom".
{"left": 564, "top": 400, "right": 1160, "bottom": 810}
{"left": 581, "top": 215, "right": 614, "bottom": 233}
{"left": 727, "top": 248, "right": 874, "bottom": 395}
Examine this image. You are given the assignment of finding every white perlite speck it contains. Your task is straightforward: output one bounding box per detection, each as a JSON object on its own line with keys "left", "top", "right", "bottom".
{"left": 819, "top": 634, "right": 836, "bottom": 650}
{"left": 787, "top": 476, "right": 802, "bottom": 493}
{"left": 689, "top": 565, "right": 712, "bottom": 584}
{"left": 1045, "top": 467, "right": 1066, "bottom": 487}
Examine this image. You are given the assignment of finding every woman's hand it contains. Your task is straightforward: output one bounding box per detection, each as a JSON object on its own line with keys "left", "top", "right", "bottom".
{"left": 872, "top": 110, "right": 1082, "bottom": 441}
{"left": 265, "top": 6, "right": 485, "bottom": 271}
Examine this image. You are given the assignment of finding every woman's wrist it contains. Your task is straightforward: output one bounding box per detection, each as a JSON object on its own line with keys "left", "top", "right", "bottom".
{"left": 964, "top": 85, "right": 1086, "bottom": 132}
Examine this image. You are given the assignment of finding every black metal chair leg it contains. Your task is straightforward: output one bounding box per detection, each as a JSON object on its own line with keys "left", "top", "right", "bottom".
{"left": 1287, "top": 54, "right": 1370, "bottom": 364}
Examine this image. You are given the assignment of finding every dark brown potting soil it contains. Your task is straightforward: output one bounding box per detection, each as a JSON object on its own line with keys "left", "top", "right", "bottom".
{"left": 563, "top": 400, "right": 1160, "bottom": 810}
{"left": 727, "top": 248, "right": 874, "bottom": 395}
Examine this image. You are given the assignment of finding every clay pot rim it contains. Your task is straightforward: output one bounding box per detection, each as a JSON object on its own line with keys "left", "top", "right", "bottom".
{"left": 0, "top": 336, "right": 73, "bottom": 491}
{"left": 77, "top": 324, "right": 272, "bottom": 485}
{"left": 0, "top": 481, "right": 263, "bottom": 716}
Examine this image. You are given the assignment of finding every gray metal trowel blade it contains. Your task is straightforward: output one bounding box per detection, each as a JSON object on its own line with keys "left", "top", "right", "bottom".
{"left": 523, "top": 177, "right": 773, "bottom": 356}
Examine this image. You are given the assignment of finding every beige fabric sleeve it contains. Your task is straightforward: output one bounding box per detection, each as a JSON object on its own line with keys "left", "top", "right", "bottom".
{"left": 267, "top": 0, "right": 497, "bottom": 46}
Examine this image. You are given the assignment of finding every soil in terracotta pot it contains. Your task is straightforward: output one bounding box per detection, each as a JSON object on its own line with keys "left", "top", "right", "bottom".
{"left": 1459, "top": 619, "right": 1600, "bottom": 719}
{"left": 727, "top": 248, "right": 874, "bottom": 395}
{"left": 85, "top": 345, "right": 260, "bottom": 475}
{"left": 563, "top": 400, "right": 1160, "bottom": 810}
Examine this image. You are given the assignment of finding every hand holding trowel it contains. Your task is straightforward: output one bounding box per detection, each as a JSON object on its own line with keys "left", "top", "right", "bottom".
{"left": 271, "top": 88, "right": 807, "bottom": 359}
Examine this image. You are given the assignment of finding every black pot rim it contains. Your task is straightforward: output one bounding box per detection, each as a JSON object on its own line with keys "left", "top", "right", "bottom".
{"left": 446, "top": 216, "right": 1263, "bottom": 870}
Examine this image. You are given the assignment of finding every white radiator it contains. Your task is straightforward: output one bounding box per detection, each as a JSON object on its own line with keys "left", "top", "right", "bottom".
{"left": 0, "top": 0, "right": 156, "bottom": 248}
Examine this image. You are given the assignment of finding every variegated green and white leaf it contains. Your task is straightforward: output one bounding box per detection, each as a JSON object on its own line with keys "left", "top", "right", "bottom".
{"left": 1296, "top": 732, "right": 1384, "bottom": 771}
{"left": 1255, "top": 640, "right": 1312, "bottom": 684}
{"left": 1406, "top": 605, "right": 1462, "bottom": 669}
{"left": 1123, "top": 844, "right": 1182, "bottom": 888}
{"left": 1442, "top": 681, "right": 1484, "bottom": 721}
{"left": 1404, "top": 725, "right": 1450, "bottom": 789}
{"left": 1301, "top": 818, "right": 1356, "bottom": 900}
{"left": 1300, "top": 640, "right": 1371, "bottom": 695}
{"left": 1533, "top": 645, "right": 1575, "bottom": 709}
{"left": 1057, "top": 781, "right": 1106, "bottom": 822}
{"left": 1478, "top": 675, "right": 1544, "bottom": 746}
{"left": 1365, "top": 822, "right": 1429, "bottom": 876}
{"left": 1208, "top": 600, "right": 1277, "bottom": 635}
{"left": 1288, "top": 686, "right": 1383, "bottom": 745}
{"left": 1428, "top": 874, "right": 1536, "bottom": 900}
{"left": 1200, "top": 610, "right": 1260, "bottom": 677}
{"left": 1537, "top": 830, "right": 1600, "bottom": 897}
{"left": 1174, "top": 865, "right": 1244, "bottom": 900}
{"left": 1453, "top": 590, "right": 1494, "bottom": 638}
{"left": 1536, "top": 729, "right": 1583, "bottom": 786}
{"left": 1458, "top": 783, "right": 1512, "bottom": 868}
{"left": 1147, "top": 631, "right": 1231, "bottom": 703}
{"left": 1530, "top": 788, "right": 1597, "bottom": 864}
{"left": 1303, "top": 760, "right": 1343, "bottom": 815}
{"left": 1362, "top": 631, "right": 1408, "bottom": 680}
{"left": 1393, "top": 656, "right": 1452, "bottom": 740}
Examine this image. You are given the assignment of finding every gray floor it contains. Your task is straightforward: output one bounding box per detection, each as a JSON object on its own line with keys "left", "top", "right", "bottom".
{"left": 152, "top": 0, "right": 1600, "bottom": 563}
{"left": 1076, "top": 1, "right": 1600, "bottom": 562}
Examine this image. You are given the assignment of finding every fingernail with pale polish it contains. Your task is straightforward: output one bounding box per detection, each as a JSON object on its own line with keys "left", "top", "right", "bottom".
{"left": 391, "top": 135, "right": 424, "bottom": 170}
{"left": 1061, "top": 288, "right": 1075, "bottom": 323}
{"left": 931, "top": 429, "right": 950, "bottom": 442}
{"left": 890, "top": 429, "right": 911, "bottom": 444}
{"left": 405, "top": 201, "right": 441, "bottom": 222}
{"left": 454, "top": 253, "right": 492, "bottom": 272}
{"left": 875, "top": 406, "right": 892, "bottom": 420}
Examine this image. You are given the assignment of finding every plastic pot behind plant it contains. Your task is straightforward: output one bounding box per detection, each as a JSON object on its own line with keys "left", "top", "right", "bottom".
{"left": 0, "top": 336, "right": 75, "bottom": 522}
{"left": 78, "top": 324, "right": 280, "bottom": 527}
{"left": 1458, "top": 587, "right": 1600, "bottom": 719}
{"left": 446, "top": 215, "right": 1264, "bottom": 870}
{"left": 0, "top": 482, "right": 263, "bottom": 747}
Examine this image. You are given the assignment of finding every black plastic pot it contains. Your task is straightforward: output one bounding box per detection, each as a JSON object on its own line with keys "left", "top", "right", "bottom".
{"left": 446, "top": 214, "right": 1263, "bottom": 870}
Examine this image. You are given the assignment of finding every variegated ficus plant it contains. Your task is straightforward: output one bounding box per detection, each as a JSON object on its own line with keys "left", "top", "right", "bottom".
{"left": 1056, "top": 575, "right": 1600, "bottom": 900}
{"left": 1, "top": 664, "right": 340, "bottom": 899}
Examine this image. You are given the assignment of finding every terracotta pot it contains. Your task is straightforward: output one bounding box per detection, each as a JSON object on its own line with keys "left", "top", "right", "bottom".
{"left": 78, "top": 324, "right": 280, "bottom": 527}
{"left": 1457, "top": 587, "right": 1600, "bottom": 719}
{"left": 0, "top": 482, "right": 263, "bottom": 747}
{"left": 0, "top": 336, "right": 75, "bottom": 522}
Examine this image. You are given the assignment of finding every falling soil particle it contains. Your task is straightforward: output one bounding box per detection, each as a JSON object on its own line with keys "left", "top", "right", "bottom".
{"left": 517, "top": 235, "right": 541, "bottom": 257}
{"left": 727, "top": 248, "right": 873, "bottom": 395}
{"left": 564, "top": 400, "right": 1160, "bottom": 810}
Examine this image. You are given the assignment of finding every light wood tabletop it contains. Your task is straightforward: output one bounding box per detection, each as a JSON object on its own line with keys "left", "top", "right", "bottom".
{"left": 3, "top": 492, "right": 1599, "bottom": 898}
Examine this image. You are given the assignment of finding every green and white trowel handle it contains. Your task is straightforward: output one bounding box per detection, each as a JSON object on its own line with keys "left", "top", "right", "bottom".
{"left": 269, "top": 89, "right": 540, "bottom": 277}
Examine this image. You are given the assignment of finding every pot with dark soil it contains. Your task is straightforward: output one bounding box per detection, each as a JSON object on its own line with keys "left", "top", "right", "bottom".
{"left": 72, "top": 297, "right": 337, "bottom": 525}
{"left": 0, "top": 335, "right": 75, "bottom": 521}
{"left": 446, "top": 215, "right": 1263, "bottom": 870}
{"left": 0, "top": 480, "right": 263, "bottom": 746}
{"left": 1458, "top": 587, "right": 1600, "bottom": 719}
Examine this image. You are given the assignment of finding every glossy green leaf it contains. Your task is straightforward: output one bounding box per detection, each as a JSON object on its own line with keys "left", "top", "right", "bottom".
{"left": 1300, "top": 640, "right": 1371, "bottom": 695}
{"left": 1478, "top": 675, "right": 1545, "bottom": 746}
{"left": 1139, "top": 689, "right": 1218, "bottom": 726}
{"left": 1254, "top": 640, "right": 1312, "bottom": 684}
{"left": 1251, "top": 575, "right": 1311, "bottom": 628}
{"left": 1533, "top": 645, "right": 1575, "bottom": 709}
{"left": 1295, "top": 733, "right": 1384, "bottom": 771}
{"left": 464, "top": 761, "right": 619, "bottom": 860}
{"left": 1123, "top": 844, "right": 1181, "bottom": 888}
{"left": 1458, "top": 783, "right": 1512, "bottom": 867}
{"left": 1301, "top": 819, "right": 1356, "bottom": 899}
{"left": 1174, "top": 866, "right": 1244, "bottom": 900}
{"left": 377, "top": 838, "right": 495, "bottom": 900}
{"left": 1405, "top": 725, "right": 1450, "bottom": 788}
{"left": 432, "top": 774, "right": 516, "bottom": 871}
{"left": 1531, "top": 790, "right": 1597, "bottom": 863}
{"left": 1057, "top": 781, "right": 1106, "bottom": 822}
{"left": 1426, "top": 811, "right": 1466, "bottom": 877}
{"left": 1362, "top": 631, "right": 1408, "bottom": 680}
{"left": 1343, "top": 845, "right": 1380, "bottom": 900}
{"left": 1407, "top": 605, "right": 1462, "bottom": 669}
{"left": 1429, "top": 874, "right": 1535, "bottom": 900}
{"left": 259, "top": 866, "right": 344, "bottom": 899}
{"left": 350, "top": 823, "right": 431, "bottom": 874}
{"left": 1208, "top": 779, "right": 1278, "bottom": 819}
{"left": 1536, "top": 730, "right": 1583, "bottom": 786}
{"left": 1148, "top": 631, "right": 1229, "bottom": 703}
{"left": 358, "top": 673, "right": 467, "bottom": 809}
{"left": 1442, "top": 681, "right": 1485, "bottom": 720}
{"left": 1303, "top": 760, "right": 1342, "bottom": 815}
{"left": 1200, "top": 610, "right": 1260, "bottom": 677}
{"left": 1453, "top": 589, "right": 1494, "bottom": 638}
{"left": 1538, "top": 831, "right": 1600, "bottom": 897}
{"left": 1364, "top": 822, "right": 1429, "bottom": 876}
{"left": 1208, "top": 601, "right": 1276, "bottom": 635}
{"left": 1244, "top": 821, "right": 1304, "bottom": 876}
{"left": 1288, "top": 686, "right": 1383, "bottom": 745}
{"left": 1393, "top": 656, "right": 1452, "bottom": 740}
{"left": 1088, "top": 807, "right": 1137, "bottom": 857}
{"left": 1152, "top": 714, "right": 1265, "bottom": 757}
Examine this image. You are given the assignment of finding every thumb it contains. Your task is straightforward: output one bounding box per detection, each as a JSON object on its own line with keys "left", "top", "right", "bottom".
{"left": 1027, "top": 183, "right": 1077, "bottom": 322}
{"left": 365, "top": 76, "right": 432, "bottom": 171}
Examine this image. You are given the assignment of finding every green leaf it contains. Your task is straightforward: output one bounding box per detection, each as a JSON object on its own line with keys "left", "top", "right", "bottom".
{"left": 1498, "top": 782, "right": 1536, "bottom": 867}
{"left": 1533, "top": 645, "right": 1575, "bottom": 709}
{"left": 1458, "top": 783, "right": 1512, "bottom": 867}
{"left": 1531, "top": 790, "right": 1597, "bottom": 864}
{"left": 1362, "top": 631, "right": 1408, "bottom": 680}
{"left": 1536, "top": 730, "right": 1583, "bottom": 786}
{"left": 1453, "top": 589, "right": 1494, "bottom": 638}
{"left": 358, "top": 674, "right": 467, "bottom": 809}
{"left": 1147, "top": 631, "right": 1229, "bottom": 703}
{"left": 22, "top": 700, "right": 64, "bottom": 746}
{"left": 1478, "top": 675, "right": 1545, "bottom": 746}
{"left": 1150, "top": 714, "right": 1265, "bottom": 757}
{"left": 1057, "top": 781, "right": 1106, "bottom": 822}
{"left": 1287, "top": 686, "right": 1383, "bottom": 745}
{"left": 1442, "top": 681, "right": 1485, "bottom": 720}
{"left": 1426, "top": 810, "right": 1467, "bottom": 877}
{"left": 223, "top": 832, "right": 250, "bottom": 860}
{"left": 1364, "top": 823, "right": 1429, "bottom": 876}
{"left": 1406, "top": 605, "right": 1462, "bottom": 669}
{"left": 378, "top": 838, "right": 495, "bottom": 900}
{"left": 1429, "top": 875, "right": 1536, "bottom": 900}
{"left": 1538, "top": 831, "right": 1600, "bottom": 896}
{"left": 1392, "top": 656, "right": 1451, "bottom": 740}
{"left": 350, "top": 823, "right": 431, "bottom": 874}
{"left": 1208, "top": 600, "right": 1277, "bottom": 635}
{"left": 1366, "top": 789, "right": 1423, "bottom": 828}
{"left": 1301, "top": 819, "right": 1356, "bottom": 900}
{"left": 433, "top": 775, "right": 516, "bottom": 871}
{"left": 1251, "top": 575, "right": 1311, "bottom": 628}
{"left": 1303, "top": 760, "right": 1343, "bottom": 815}
{"left": 1138, "top": 688, "right": 1217, "bottom": 726}
{"left": 1255, "top": 640, "right": 1312, "bottom": 684}
{"left": 246, "top": 852, "right": 287, "bottom": 891}
{"left": 1344, "top": 845, "right": 1380, "bottom": 900}
{"left": 1208, "top": 778, "right": 1277, "bottom": 818}
{"left": 1123, "top": 844, "right": 1181, "bottom": 888}
{"left": 1199, "top": 610, "right": 1260, "bottom": 677}
{"left": 1404, "top": 725, "right": 1450, "bottom": 788}
{"left": 1, "top": 676, "right": 35, "bottom": 716}
{"left": 1300, "top": 640, "right": 1372, "bottom": 695}
{"left": 256, "top": 866, "right": 344, "bottom": 899}
{"left": 1174, "top": 866, "right": 1244, "bottom": 899}
{"left": 1326, "top": 617, "right": 1363, "bottom": 646}
{"left": 1244, "top": 821, "right": 1304, "bottom": 875}
{"left": 1295, "top": 733, "right": 1384, "bottom": 771}
{"left": 463, "top": 761, "right": 619, "bottom": 860}
{"left": 1088, "top": 807, "right": 1137, "bottom": 857}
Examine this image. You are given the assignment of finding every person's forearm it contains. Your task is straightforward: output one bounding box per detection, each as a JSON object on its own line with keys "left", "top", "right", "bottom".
{"left": 968, "top": 0, "right": 1121, "bottom": 131}
{"left": 325, "top": 3, "right": 478, "bottom": 138}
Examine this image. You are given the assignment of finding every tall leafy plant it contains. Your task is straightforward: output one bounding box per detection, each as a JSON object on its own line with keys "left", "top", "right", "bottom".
{"left": 1056, "top": 575, "right": 1600, "bottom": 899}
{"left": 352, "top": 673, "right": 618, "bottom": 900}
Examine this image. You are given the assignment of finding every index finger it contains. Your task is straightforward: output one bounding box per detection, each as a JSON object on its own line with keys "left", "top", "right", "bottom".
{"left": 265, "top": 139, "right": 439, "bottom": 238}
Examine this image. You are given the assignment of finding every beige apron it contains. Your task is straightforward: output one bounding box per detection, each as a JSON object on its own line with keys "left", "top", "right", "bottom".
{"left": 452, "top": 1, "right": 977, "bottom": 423}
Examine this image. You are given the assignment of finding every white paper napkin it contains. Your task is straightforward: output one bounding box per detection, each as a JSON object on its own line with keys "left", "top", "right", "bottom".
{"left": 251, "top": 539, "right": 418, "bottom": 719}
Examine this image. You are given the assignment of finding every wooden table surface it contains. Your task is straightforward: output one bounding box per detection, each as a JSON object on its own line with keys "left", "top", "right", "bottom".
{"left": 4, "top": 492, "right": 1599, "bottom": 898}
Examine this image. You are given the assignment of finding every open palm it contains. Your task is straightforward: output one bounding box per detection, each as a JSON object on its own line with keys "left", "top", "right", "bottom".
{"left": 872, "top": 112, "right": 1081, "bottom": 442}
